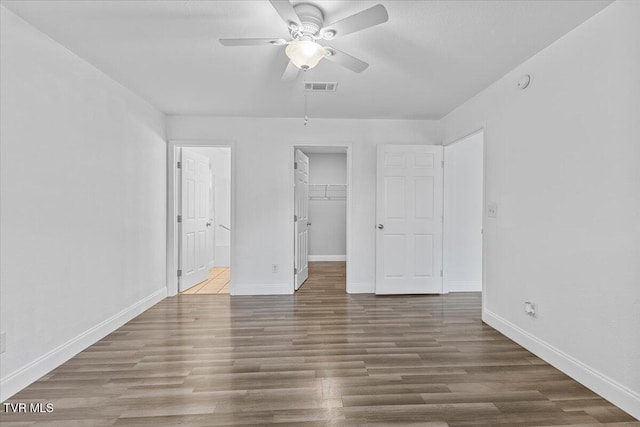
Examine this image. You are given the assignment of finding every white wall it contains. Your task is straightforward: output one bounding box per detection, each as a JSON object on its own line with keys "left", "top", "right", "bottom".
{"left": 0, "top": 7, "right": 167, "bottom": 401}
{"left": 440, "top": 0, "right": 640, "bottom": 418}
{"left": 443, "top": 132, "right": 484, "bottom": 292}
{"left": 306, "top": 153, "right": 347, "bottom": 260}
{"left": 212, "top": 148, "right": 231, "bottom": 267}
{"left": 168, "top": 117, "right": 440, "bottom": 294}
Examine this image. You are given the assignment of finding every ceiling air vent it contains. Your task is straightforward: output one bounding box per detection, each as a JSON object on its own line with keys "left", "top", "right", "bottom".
{"left": 304, "top": 81, "right": 338, "bottom": 92}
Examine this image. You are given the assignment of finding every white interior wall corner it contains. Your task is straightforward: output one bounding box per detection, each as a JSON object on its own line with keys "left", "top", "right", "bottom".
{"left": 440, "top": 1, "right": 640, "bottom": 418}
{"left": 0, "top": 7, "right": 167, "bottom": 401}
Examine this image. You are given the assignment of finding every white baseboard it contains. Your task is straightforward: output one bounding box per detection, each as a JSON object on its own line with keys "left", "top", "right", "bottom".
{"left": 347, "top": 282, "right": 374, "bottom": 294}
{"left": 0, "top": 288, "right": 167, "bottom": 402}
{"left": 444, "top": 280, "right": 482, "bottom": 292}
{"left": 231, "top": 283, "right": 292, "bottom": 295}
{"left": 308, "top": 255, "right": 346, "bottom": 262}
{"left": 483, "top": 309, "right": 640, "bottom": 420}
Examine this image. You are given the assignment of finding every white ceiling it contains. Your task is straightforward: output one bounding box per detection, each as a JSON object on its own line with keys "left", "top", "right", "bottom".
{"left": 2, "top": 0, "right": 612, "bottom": 119}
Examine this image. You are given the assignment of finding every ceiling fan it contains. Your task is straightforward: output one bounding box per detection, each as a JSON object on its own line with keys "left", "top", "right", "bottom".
{"left": 219, "top": 1, "right": 389, "bottom": 81}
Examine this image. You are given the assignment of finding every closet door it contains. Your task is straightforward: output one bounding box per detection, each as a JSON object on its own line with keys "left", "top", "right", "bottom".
{"left": 375, "top": 145, "right": 443, "bottom": 294}
{"left": 294, "top": 149, "right": 310, "bottom": 290}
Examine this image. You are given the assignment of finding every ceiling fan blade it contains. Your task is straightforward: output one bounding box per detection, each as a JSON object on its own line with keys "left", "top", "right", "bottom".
{"left": 268, "top": 0, "right": 301, "bottom": 28}
{"left": 281, "top": 60, "right": 300, "bottom": 81}
{"left": 324, "top": 47, "right": 369, "bottom": 73}
{"left": 321, "top": 4, "right": 389, "bottom": 38}
{"left": 219, "top": 38, "right": 287, "bottom": 46}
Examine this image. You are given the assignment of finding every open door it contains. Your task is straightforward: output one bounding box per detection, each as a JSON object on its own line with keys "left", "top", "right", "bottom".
{"left": 179, "top": 148, "right": 211, "bottom": 292}
{"left": 294, "top": 149, "right": 309, "bottom": 290}
{"left": 375, "top": 145, "right": 443, "bottom": 294}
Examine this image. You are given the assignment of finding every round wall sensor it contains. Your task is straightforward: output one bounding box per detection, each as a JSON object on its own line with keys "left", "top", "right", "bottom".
{"left": 517, "top": 74, "right": 532, "bottom": 90}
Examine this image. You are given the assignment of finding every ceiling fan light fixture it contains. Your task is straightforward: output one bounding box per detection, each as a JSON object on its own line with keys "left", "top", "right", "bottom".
{"left": 285, "top": 40, "right": 326, "bottom": 70}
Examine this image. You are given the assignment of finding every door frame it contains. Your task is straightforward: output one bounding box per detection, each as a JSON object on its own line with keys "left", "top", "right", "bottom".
{"left": 167, "top": 140, "right": 235, "bottom": 297}
{"left": 442, "top": 127, "right": 487, "bottom": 309}
{"left": 289, "top": 144, "right": 353, "bottom": 293}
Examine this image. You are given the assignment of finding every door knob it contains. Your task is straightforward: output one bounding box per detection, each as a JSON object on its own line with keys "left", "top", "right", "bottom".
{"left": 377, "top": 224, "right": 384, "bottom": 230}
{"left": 206, "top": 222, "right": 212, "bottom": 227}
{"left": 307, "top": 222, "right": 312, "bottom": 226}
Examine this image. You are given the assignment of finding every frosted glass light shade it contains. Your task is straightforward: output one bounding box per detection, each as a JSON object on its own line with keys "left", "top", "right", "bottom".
{"left": 285, "top": 40, "right": 326, "bottom": 70}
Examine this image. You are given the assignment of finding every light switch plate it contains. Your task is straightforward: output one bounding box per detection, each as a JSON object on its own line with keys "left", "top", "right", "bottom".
{"left": 487, "top": 202, "right": 498, "bottom": 218}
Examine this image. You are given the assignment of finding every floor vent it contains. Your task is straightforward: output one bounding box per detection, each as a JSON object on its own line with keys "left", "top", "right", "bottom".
{"left": 304, "top": 81, "right": 338, "bottom": 92}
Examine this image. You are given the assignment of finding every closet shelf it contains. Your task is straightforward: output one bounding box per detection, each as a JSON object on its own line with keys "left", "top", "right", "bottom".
{"left": 309, "top": 184, "right": 347, "bottom": 200}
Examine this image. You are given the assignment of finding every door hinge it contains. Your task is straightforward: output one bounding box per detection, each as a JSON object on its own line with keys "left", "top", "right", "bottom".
{"left": 294, "top": 214, "right": 298, "bottom": 221}
{"left": 440, "top": 269, "right": 443, "bottom": 277}
{"left": 177, "top": 215, "right": 182, "bottom": 223}
{"left": 441, "top": 160, "right": 444, "bottom": 168}
{"left": 177, "top": 161, "right": 181, "bottom": 169}
{"left": 177, "top": 269, "right": 182, "bottom": 277}
{"left": 294, "top": 267, "right": 298, "bottom": 274}
{"left": 294, "top": 162, "right": 298, "bottom": 169}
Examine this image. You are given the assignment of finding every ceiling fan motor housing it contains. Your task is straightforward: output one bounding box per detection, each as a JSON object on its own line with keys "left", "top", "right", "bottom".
{"left": 291, "top": 3, "right": 324, "bottom": 40}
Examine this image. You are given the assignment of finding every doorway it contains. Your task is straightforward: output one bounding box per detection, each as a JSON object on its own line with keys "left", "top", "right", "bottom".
{"left": 373, "top": 139, "right": 484, "bottom": 295}
{"left": 292, "top": 146, "right": 350, "bottom": 292}
{"left": 443, "top": 130, "right": 484, "bottom": 293}
{"left": 167, "top": 142, "right": 233, "bottom": 297}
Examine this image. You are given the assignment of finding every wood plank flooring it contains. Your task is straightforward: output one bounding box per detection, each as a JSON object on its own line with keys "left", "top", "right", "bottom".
{"left": 181, "top": 267, "right": 230, "bottom": 295}
{"left": 1, "top": 262, "right": 637, "bottom": 426}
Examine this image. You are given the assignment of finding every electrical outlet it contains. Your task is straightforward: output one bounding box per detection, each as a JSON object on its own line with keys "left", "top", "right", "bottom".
{"left": 271, "top": 264, "right": 278, "bottom": 273}
{"left": 487, "top": 202, "right": 498, "bottom": 218}
{"left": 524, "top": 302, "right": 536, "bottom": 317}
{"left": 0, "top": 331, "right": 6, "bottom": 353}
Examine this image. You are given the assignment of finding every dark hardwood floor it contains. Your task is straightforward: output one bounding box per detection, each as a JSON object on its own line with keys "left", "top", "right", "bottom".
{"left": 1, "top": 262, "right": 637, "bottom": 426}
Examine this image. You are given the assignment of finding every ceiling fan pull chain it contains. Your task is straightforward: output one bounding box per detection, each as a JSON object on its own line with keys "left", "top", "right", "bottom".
{"left": 304, "top": 92, "right": 309, "bottom": 126}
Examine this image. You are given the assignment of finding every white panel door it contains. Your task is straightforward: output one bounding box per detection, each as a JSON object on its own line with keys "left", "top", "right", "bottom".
{"left": 180, "top": 148, "right": 211, "bottom": 292}
{"left": 375, "top": 145, "right": 443, "bottom": 294}
{"left": 294, "top": 149, "right": 309, "bottom": 290}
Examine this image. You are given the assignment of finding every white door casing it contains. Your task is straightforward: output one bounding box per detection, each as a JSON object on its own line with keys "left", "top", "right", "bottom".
{"left": 294, "top": 149, "right": 310, "bottom": 290}
{"left": 179, "top": 148, "right": 211, "bottom": 292}
{"left": 375, "top": 145, "right": 444, "bottom": 294}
